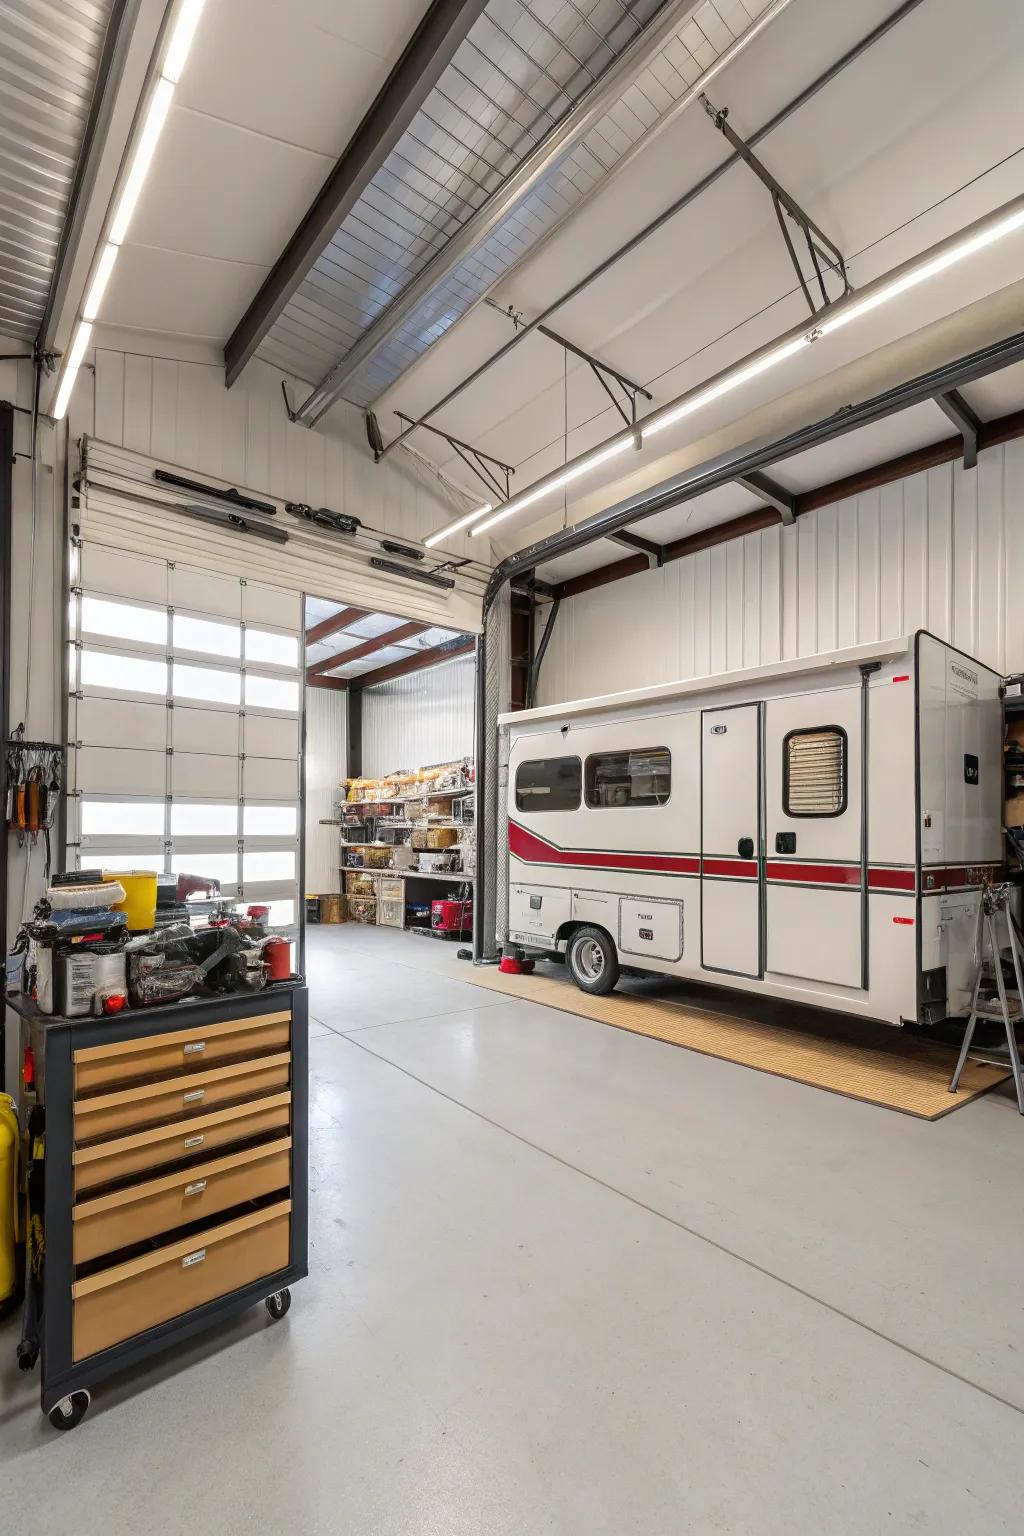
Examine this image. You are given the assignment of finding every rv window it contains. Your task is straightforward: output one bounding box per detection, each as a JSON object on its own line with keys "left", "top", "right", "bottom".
{"left": 515, "top": 757, "right": 581, "bottom": 812}
{"left": 783, "top": 727, "right": 847, "bottom": 817}
{"left": 585, "top": 748, "right": 671, "bottom": 808}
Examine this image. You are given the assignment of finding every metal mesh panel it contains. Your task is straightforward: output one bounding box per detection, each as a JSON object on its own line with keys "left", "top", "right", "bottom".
{"left": 481, "top": 584, "right": 511, "bottom": 957}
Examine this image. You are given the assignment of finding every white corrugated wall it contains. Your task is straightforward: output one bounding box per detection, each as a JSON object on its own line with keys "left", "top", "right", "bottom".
{"left": 361, "top": 653, "right": 476, "bottom": 776}
{"left": 304, "top": 686, "right": 347, "bottom": 896}
{"left": 538, "top": 438, "right": 1024, "bottom": 703}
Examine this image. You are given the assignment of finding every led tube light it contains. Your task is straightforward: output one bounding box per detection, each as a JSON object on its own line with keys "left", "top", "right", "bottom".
{"left": 82, "top": 242, "right": 119, "bottom": 321}
{"left": 109, "top": 76, "right": 174, "bottom": 245}
{"left": 162, "top": 0, "right": 207, "bottom": 83}
{"left": 53, "top": 321, "right": 93, "bottom": 420}
{"left": 421, "top": 192, "right": 1024, "bottom": 550}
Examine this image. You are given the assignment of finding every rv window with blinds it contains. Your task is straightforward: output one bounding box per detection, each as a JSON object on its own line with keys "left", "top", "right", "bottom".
{"left": 515, "top": 757, "right": 581, "bottom": 812}
{"left": 585, "top": 748, "right": 671, "bottom": 808}
{"left": 783, "top": 727, "right": 847, "bottom": 817}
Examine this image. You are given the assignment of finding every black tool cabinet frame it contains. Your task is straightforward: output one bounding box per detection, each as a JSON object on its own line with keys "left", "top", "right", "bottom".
{"left": 23, "top": 984, "right": 308, "bottom": 1419}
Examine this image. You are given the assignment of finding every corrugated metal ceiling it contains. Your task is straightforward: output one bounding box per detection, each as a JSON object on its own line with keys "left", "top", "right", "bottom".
{"left": 305, "top": 600, "right": 464, "bottom": 679}
{"left": 258, "top": 0, "right": 779, "bottom": 406}
{"left": 0, "top": 0, "right": 115, "bottom": 341}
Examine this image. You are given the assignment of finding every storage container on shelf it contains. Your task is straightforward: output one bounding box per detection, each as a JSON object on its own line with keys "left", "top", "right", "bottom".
{"left": 348, "top": 896, "right": 377, "bottom": 924}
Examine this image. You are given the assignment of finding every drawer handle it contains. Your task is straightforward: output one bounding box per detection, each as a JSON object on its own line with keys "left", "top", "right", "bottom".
{"left": 182, "top": 1248, "right": 206, "bottom": 1269}
{"left": 182, "top": 1088, "right": 205, "bottom": 1105}
{"left": 183, "top": 1041, "right": 206, "bottom": 1056}
{"left": 184, "top": 1179, "right": 207, "bottom": 1197}
{"left": 183, "top": 1134, "right": 204, "bottom": 1149}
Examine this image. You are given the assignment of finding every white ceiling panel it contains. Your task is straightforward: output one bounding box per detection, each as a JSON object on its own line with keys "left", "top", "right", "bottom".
{"left": 103, "top": 244, "right": 268, "bottom": 340}
{"left": 343, "top": 612, "right": 407, "bottom": 639}
{"left": 172, "top": 0, "right": 433, "bottom": 155}
{"left": 770, "top": 402, "right": 952, "bottom": 493}
{"left": 304, "top": 596, "right": 345, "bottom": 626}
{"left": 124, "top": 109, "right": 335, "bottom": 265}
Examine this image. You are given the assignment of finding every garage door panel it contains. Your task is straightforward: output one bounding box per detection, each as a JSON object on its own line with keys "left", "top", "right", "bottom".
{"left": 171, "top": 752, "right": 240, "bottom": 798}
{"left": 74, "top": 745, "right": 167, "bottom": 796}
{"left": 244, "top": 757, "right": 298, "bottom": 799}
{"left": 172, "top": 705, "right": 240, "bottom": 756}
{"left": 244, "top": 713, "right": 299, "bottom": 760}
{"left": 76, "top": 695, "right": 167, "bottom": 751}
{"left": 170, "top": 565, "right": 242, "bottom": 619}
{"left": 79, "top": 545, "right": 169, "bottom": 605}
{"left": 243, "top": 583, "right": 302, "bottom": 629}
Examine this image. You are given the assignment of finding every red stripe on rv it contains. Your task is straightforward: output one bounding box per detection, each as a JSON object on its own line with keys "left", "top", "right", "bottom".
{"left": 702, "top": 857, "right": 758, "bottom": 878}
{"left": 766, "top": 861, "right": 860, "bottom": 886}
{"left": 507, "top": 821, "right": 700, "bottom": 874}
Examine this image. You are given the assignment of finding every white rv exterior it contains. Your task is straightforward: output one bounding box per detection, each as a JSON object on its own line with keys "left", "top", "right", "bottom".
{"left": 499, "top": 632, "right": 1003, "bottom": 1027}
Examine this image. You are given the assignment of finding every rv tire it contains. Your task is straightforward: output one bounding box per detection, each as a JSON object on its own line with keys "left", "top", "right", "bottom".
{"left": 567, "top": 926, "right": 619, "bottom": 996}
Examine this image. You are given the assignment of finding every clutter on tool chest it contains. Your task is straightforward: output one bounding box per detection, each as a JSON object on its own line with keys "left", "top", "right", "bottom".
{"left": 9, "top": 985, "right": 308, "bottom": 1430}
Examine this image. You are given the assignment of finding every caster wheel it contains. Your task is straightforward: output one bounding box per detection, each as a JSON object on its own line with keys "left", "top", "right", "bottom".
{"left": 265, "top": 1289, "right": 291, "bottom": 1321}
{"left": 48, "top": 1390, "right": 90, "bottom": 1431}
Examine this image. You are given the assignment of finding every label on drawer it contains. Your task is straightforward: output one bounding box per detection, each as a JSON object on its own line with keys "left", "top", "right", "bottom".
{"left": 184, "top": 1134, "right": 204, "bottom": 1149}
{"left": 183, "top": 1041, "right": 206, "bottom": 1055}
{"left": 182, "top": 1249, "right": 206, "bottom": 1268}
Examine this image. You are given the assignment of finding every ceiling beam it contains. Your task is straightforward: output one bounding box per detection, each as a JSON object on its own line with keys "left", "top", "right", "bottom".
{"left": 608, "top": 529, "right": 664, "bottom": 567}
{"left": 305, "top": 605, "right": 371, "bottom": 645}
{"left": 352, "top": 636, "right": 475, "bottom": 691}
{"left": 551, "top": 404, "right": 1024, "bottom": 602}
{"left": 293, "top": 0, "right": 725, "bottom": 424}
{"left": 735, "top": 470, "right": 795, "bottom": 523}
{"left": 223, "top": 0, "right": 490, "bottom": 388}
{"left": 306, "top": 620, "right": 430, "bottom": 678}
{"left": 934, "top": 388, "right": 983, "bottom": 468}
{"left": 306, "top": 674, "right": 347, "bottom": 692}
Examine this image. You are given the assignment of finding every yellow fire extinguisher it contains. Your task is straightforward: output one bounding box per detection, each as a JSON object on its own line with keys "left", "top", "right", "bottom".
{"left": 0, "top": 1093, "right": 19, "bottom": 1309}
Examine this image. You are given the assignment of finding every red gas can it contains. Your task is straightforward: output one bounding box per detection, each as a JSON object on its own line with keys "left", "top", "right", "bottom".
{"left": 431, "top": 899, "right": 473, "bottom": 934}
{"left": 264, "top": 935, "right": 291, "bottom": 981}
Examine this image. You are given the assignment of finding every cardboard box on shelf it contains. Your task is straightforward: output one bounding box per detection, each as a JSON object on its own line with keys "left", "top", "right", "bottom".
{"left": 345, "top": 872, "right": 377, "bottom": 898}
{"left": 411, "top": 827, "right": 459, "bottom": 851}
{"left": 348, "top": 896, "right": 377, "bottom": 924}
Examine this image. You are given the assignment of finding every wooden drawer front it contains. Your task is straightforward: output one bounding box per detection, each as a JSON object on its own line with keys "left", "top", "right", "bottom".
{"left": 73, "top": 1202, "right": 291, "bottom": 1361}
{"left": 74, "top": 1094, "right": 291, "bottom": 1194}
{"left": 73, "top": 1139, "right": 292, "bottom": 1265}
{"left": 74, "top": 1054, "right": 291, "bottom": 1143}
{"left": 74, "top": 1011, "right": 291, "bottom": 1094}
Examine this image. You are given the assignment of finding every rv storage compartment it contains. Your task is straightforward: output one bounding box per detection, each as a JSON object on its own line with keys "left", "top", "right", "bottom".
{"left": 618, "top": 898, "right": 683, "bottom": 962}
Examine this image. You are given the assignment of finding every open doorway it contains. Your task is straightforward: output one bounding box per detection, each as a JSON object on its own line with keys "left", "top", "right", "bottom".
{"left": 303, "top": 598, "right": 476, "bottom": 954}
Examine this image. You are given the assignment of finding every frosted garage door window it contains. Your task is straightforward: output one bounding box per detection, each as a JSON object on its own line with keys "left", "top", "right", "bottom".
{"left": 173, "top": 663, "right": 242, "bottom": 705}
{"left": 80, "top": 650, "right": 167, "bottom": 695}
{"left": 243, "top": 804, "right": 297, "bottom": 836}
{"left": 245, "top": 673, "right": 299, "bottom": 711}
{"left": 173, "top": 614, "right": 241, "bottom": 658}
{"left": 243, "top": 850, "right": 296, "bottom": 882}
{"left": 81, "top": 799, "right": 164, "bottom": 837}
{"left": 783, "top": 728, "right": 847, "bottom": 817}
{"left": 171, "top": 801, "right": 239, "bottom": 836}
{"left": 515, "top": 757, "right": 581, "bottom": 812}
{"left": 246, "top": 630, "right": 298, "bottom": 668}
{"left": 81, "top": 596, "right": 167, "bottom": 647}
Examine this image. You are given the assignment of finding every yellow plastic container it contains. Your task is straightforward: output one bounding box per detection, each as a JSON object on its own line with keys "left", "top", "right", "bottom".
{"left": 103, "top": 869, "right": 158, "bottom": 930}
{"left": 0, "top": 1093, "right": 18, "bottom": 1308}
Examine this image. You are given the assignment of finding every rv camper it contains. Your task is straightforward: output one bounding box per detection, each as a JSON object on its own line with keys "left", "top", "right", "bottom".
{"left": 500, "top": 633, "right": 1003, "bottom": 1028}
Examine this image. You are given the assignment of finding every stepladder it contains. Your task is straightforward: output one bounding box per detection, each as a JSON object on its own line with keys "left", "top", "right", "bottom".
{"left": 949, "top": 882, "right": 1024, "bottom": 1115}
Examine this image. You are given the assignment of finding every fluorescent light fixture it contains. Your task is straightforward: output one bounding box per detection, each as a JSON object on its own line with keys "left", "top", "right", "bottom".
{"left": 109, "top": 75, "right": 174, "bottom": 245}
{"left": 472, "top": 437, "right": 635, "bottom": 537}
{"left": 642, "top": 337, "right": 810, "bottom": 439}
{"left": 422, "top": 192, "right": 1024, "bottom": 549}
{"left": 424, "top": 502, "right": 492, "bottom": 548}
{"left": 53, "top": 321, "right": 93, "bottom": 420}
{"left": 82, "top": 242, "right": 119, "bottom": 321}
{"left": 162, "top": 0, "right": 207, "bottom": 83}
{"left": 818, "top": 206, "right": 1024, "bottom": 337}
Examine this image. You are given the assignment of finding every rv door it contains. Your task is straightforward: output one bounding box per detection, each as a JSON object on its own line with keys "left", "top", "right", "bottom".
{"left": 764, "top": 688, "right": 863, "bottom": 989}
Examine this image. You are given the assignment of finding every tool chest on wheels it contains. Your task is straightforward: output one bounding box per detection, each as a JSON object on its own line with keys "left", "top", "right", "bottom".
{"left": 9, "top": 984, "right": 308, "bottom": 1430}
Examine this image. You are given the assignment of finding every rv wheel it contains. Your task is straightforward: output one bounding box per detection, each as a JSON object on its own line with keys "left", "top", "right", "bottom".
{"left": 567, "top": 926, "right": 619, "bottom": 996}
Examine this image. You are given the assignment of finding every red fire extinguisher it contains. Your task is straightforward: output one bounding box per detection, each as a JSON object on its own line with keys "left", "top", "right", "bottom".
{"left": 264, "top": 935, "right": 291, "bottom": 982}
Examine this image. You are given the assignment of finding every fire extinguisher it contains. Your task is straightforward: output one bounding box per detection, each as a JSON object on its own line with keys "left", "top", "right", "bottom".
{"left": 263, "top": 936, "right": 291, "bottom": 982}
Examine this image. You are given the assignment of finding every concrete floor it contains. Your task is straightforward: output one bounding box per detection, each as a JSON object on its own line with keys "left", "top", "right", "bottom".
{"left": 2, "top": 922, "right": 1023, "bottom": 1533}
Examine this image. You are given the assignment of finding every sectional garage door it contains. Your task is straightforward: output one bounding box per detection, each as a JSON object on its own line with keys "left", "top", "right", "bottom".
{"left": 67, "top": 540, "right": 302, "bottom": 934}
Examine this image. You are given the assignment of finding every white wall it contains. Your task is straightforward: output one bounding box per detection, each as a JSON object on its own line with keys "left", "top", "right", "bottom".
{"left": 304, "top": 685, "right": 346, "bottom": 896}
{"left": 538, "top": 438, "right": 1024, "bottom": 704}
{"left": 361, "top": 653, "right": 476, "bottom": 777}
